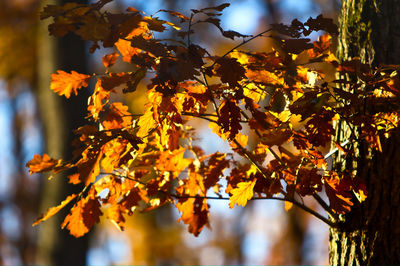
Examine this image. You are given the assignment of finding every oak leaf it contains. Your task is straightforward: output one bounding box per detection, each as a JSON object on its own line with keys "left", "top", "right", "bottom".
{"left": 215, "top": 57, "right": 246, "bottom": 87}
{"left": 50, "top": 70, "right": 91, "bottom": 98}
{"left": 204, "top": 153, "right": 229, "bottom": 190}
{"left": 102, "top": 102, "right": 132, "bottom": 130}
{"left": 61, "top": 195, "right": 103, "bottom": 237}
{"left": 176, "top": 198, "right": 209, "bottom": 237}
{"left": 217, "top": 99, "right": 242, "bottom": 140}
{"left": 115, "top": 38, "right": 141, "bottom": 63}
{"left": 137, "top": 109, "right": 157, "bottom": 138}
{"left": 26, "top": 154, "right": 59, "bottom": 174}
{"left": 229, "top": 179, "right": 256, "bottom": 208}
{"left": 324, "top": 174, "right": 353, "bottom": 214}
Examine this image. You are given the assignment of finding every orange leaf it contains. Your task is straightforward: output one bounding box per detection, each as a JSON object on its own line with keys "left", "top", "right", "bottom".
{"left": 102, "top": 52, "right": 119, "bottom": 68}
{"left": 115, "top": 38, "right": 141, "bottom": 63}
{"left": 76, "top": 150, "right": 103, "bottom": 186}
{"left": 68, "top": 173, "right": 81, "bottom": 185}
{"left": 61, "top": 195, "right": 102, "bottom": 238}
{"left": 50, "top": 70, "right": 91, "bottom": 98}
{"left": 88, "top": 80, "right": 110, "bottom": 120}
{"left": 229, "top": 179, "right": 256, "bottom": 208}
{"left": 102, "top": 102, "right": 132, "bottom": 130}
{"left": 33, "top": 194, "right": 77, "bottom": 226}
{"left": 26, "top": 154, "right": 59, "bottom": 174}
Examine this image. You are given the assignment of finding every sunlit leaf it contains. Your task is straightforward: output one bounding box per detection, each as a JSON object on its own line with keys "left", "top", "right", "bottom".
{"left": 229, "top": 179, "right": 256, "bottom": 208}
{"left": 50, "top": 70, "right": 91, "bottom": 98}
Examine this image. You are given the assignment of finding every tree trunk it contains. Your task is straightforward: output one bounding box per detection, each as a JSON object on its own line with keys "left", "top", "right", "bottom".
{"left": 330, "top": 0, "right": 400, "bottom": 265}
{"left": 35, "top": 0, "right": 91, "bottom": 265}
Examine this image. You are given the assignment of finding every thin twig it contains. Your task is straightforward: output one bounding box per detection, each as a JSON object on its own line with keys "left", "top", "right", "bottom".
{"left": 210, "top": 28, "right": 273, "bottom": 68}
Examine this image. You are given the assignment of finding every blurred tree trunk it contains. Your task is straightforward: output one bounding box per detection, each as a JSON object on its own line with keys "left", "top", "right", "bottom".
{"left": 330, "top": 0, "right": 400, "bottom": 265}
{"left": 35, "top": 0, "right": 91, "bottom": 265}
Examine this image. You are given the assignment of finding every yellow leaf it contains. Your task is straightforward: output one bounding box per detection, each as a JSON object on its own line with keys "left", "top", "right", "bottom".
{"left": 284, "top": 201, "right": 293, "bottom": 211}
{"left": 137, "top": 109, "right": 157, "bottom": 138}
{"left": 229, "top": 179, "right": 256, "bottom": 208}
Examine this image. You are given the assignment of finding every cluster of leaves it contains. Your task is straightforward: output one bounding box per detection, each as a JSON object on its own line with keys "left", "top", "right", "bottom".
{"left": 27, "top": 0, "right": 400, "bottom": 237}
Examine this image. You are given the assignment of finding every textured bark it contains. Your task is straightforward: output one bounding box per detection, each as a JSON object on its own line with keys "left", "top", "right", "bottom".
{"left": 330, "top": 0, "right": 400, "bottom": 265}
{"left": 35, "top": 0, "right": 91, "bottom": 265}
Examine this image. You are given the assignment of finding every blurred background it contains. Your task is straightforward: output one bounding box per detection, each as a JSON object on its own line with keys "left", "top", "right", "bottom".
{"left": 0, "top": 0, "right": 340, "bottom": 265}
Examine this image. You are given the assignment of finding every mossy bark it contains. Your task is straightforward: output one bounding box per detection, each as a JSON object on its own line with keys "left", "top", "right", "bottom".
{"left": 330, "top": 0, "right": 400, "bottom": 265}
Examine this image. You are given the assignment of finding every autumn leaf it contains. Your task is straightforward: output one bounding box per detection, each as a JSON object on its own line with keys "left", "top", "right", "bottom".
{"left": 61, "top": 195, "right": 103, "bottom": 238}
{"left": 284, "top": 202, "right": 293, "bottom": 211}
{"left": 75, "top": 13, "right": 111, "bottom": 41}
{"left": 115, "top": 38, "right": 141, "bottom": 63}
{"left": 157, "top": 148, "right": 192, "bottom": 174}
{"left": 261, "top": 128, "right": 292, "bottom": 146}
{"left": 102, "top": 52, "right": 119, "bottom": 68}
{"left": 119, "top": 187, "right": 143, "bottom": 215}
{"left": 217, "top": 99, "right": 242, "bottom": 141}
{"left": 33, "top": 194, "right": 77, "bottom": 226}
{"left": 88, "top": 80, "right": 110, "bottom": 120}
{"left": 229, "top": 179, "right": 256, "bottom": 208}
{"left": 176, "top": 198, "right": 209, "bottom": 236}
{"left": 76, "top": 149, "right": 103, "bottom": 186}
{"left": 102, "top": 102, "right": 132, "bottom": 130}
{"left": 324, "top": 174, "right": 353, "bottom": 214}
{"left": 158, "top": 9, "right": 190, "bottom": 22}
{"left": 50, "top": 70, "right": 91, "bottom": 98}
{"left": 107, "top": 205, "right": 126, "bottom": 231}
{"left": 26, "top": 154, "right": 60, "bottom": 174}
{"left": 215, "top": 57, "right": 246, "bottom": 87}
{"left": 68, "top": 173, "right": 81, "bottom": 185}
{"left": 137, "top": 108, "right": 157, "bottom": 138}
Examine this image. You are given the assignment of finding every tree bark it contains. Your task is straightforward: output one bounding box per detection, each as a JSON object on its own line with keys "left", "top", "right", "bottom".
{"left": 330, "top": 0, "right": 400, "bottom": 265}
{"left": 35, "top": 0, "right": 91, "bottom": 265}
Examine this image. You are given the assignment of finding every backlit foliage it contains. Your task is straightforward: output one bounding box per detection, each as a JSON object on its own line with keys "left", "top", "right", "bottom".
{"left": 27, "top": 0, "right": 400, "bottom": 237}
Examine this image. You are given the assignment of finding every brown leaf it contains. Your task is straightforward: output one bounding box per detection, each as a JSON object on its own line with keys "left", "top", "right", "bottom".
{"left": 324, "top": 174, "right": 353, "bottom": 214}
{"left": 261, "top": 128, "right": 292, "bottom": 146}
{"left": 75, "top": 13, "right": 111, "bottom": 41}
{"left": 215, "top": 57, "right": 246, "bottom": 87}
{"left": 217, "top": 99, "right": 242, "bottom": 140}
{"left": 158, "top": 9, "right": 190, "bottom": 22}
{"left": 204, "top": 153, "right": 229, "bottom": 190}
{"left": 176, "top": 198, "right": 209, "bottom": 236}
